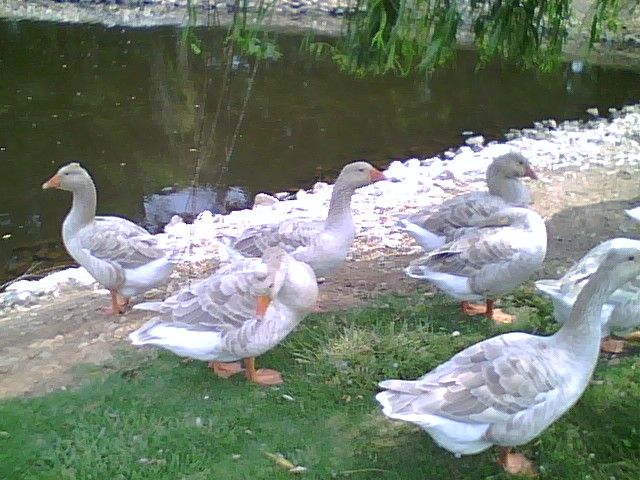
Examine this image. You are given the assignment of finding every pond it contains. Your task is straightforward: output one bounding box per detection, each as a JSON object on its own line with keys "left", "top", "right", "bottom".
{"left": 1, "top": 19, "right": 640, "bottom": 282}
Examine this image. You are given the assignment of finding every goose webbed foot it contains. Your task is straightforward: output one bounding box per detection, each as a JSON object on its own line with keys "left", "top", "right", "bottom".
{"left": 209, "top": 361, "right": 243, "bottom": 378}
{"left": 497, "top": 447, "right": 537, "bottom": 477}
{"left": 244, "top": 357, "right": 283, "bottom": 385}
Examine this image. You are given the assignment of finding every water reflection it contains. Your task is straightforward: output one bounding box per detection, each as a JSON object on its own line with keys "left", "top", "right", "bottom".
{"left": 142, "top": 185, "right": 249, "bottom": 233}
{"left": 1, "top": 20, "right": 640, "bottom": 281}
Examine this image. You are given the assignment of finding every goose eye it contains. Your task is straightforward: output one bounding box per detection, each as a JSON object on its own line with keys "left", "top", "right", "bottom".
{"left": 629, "top": 255, "right": 636, "bottom": 261}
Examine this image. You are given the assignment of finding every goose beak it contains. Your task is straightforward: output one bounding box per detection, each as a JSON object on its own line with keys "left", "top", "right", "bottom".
{"left": 524, "top": 166, "right": 538, "bottom": 180}
{"left": 42, "top": 174, "right": 62, "bottom": 189}
{"left": 369, "top": 168, "right": 386, "bottom": 182}
{"left": 256, "top": 295, "right": 272, "bottom": 319}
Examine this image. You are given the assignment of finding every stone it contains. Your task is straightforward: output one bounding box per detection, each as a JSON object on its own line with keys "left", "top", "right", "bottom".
{"left": 253, "top": 192, "right": 278, "bottom": 208}
{"left": 312, "top": 181, "right": 329, "bottom": 193}
{"left": 465, "top": 135, "right": 485, "bottom": 148}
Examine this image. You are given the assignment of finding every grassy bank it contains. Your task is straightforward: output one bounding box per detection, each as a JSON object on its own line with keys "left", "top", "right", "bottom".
{"left": 1, "top": 291, "right": 638, "bottom": 480}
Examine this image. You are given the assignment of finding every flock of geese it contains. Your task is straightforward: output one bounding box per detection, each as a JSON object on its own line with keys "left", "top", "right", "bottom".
{"left": 41, "top": 155, "right": 640, "bottom": 476}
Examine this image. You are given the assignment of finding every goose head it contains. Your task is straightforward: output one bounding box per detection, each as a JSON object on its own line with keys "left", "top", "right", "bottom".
{"left": 336, "top": 161, "right": 386, "bottom": 190}
{"left": 42, "top": 162, "right": 94, "bottom": 193}
{"left": 488, "top": 152, "right": 537, "bottom": 180}
{"left": 256, "top": 247, "right": 319, "bottom": 317}
{"left": 595, "top": 239, "right": 640, "bottom": 288}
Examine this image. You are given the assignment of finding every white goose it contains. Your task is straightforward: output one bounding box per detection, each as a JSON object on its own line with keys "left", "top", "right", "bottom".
{"left": 405, "top": 207, "right": 547, "bottom": 324}
{"left": 227, "top": 161, "right": 386, "bottom": 277}
{"left": 536, "top": 237, "right": 640, "bottom": 353}
{"left": 42, "top": 163, "right": 178, "bottom": 314}
{"left": 377, "top": 240, "right": 640, "bottom": 476}
{"left": 398, "top": 152, "right": 537, "bottom": 251}
{"left": 129, "top": 247, "right": 318, "bottom": 385}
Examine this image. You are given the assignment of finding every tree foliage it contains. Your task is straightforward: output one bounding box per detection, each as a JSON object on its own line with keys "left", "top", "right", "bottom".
{"left": 304, "top": 0, "right": 629, "bottom": 76}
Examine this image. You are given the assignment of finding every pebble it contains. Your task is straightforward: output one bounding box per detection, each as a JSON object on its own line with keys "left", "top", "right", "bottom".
{"left": 253, "top": 192, "right": 279, "bottom": 207}
{"left": 465, "top": 135, "right": 485, "bottom": 147}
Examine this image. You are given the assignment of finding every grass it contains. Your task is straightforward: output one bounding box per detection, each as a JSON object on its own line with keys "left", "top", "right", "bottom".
{"left": 1, "top": 289, "right": 639, "bottom": 480}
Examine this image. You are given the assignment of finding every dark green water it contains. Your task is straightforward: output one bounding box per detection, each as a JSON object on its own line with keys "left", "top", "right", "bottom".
{"left": 1, "top": 19, "right": 640, "bottom": 281}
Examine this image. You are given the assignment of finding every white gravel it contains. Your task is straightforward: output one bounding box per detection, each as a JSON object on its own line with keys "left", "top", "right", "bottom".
{"left": 2, "top": 103, "right": 640, "bottom": 311}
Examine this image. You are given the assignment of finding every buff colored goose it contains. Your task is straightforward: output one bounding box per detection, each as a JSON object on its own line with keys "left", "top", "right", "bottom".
{"left": 227, "top": 161, "right": 386, "bottom": 277}
{"left": 42, "top": 163, "right": 178, "bottom": 314}
{"left": 129, "top": 247, "right": 318, "bottom": 385}
{"left": 536, "top": 237, "right": 640, "bottom": 353}
{"left": 398, "top": 152, "right": 537, "bottom": 251}
{"left": 377, "top": 240, "right": 640, "bottom": 477}
{"left": 405, "top": 207, "right": 547, "bottom": 324}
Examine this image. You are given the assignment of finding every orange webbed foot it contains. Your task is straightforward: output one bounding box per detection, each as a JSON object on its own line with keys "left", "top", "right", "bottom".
{"left": 461, "top": 301, "right": 488, "bottom": 316}
{"left": 209, "top": 361, "right": 244, "bottom": 379}
{"left": 600, "top": 337, "right": 626, "bottom": 354}
{"left": 489, "top": 308, "right": 515, "bottom": 325}
{"left": 102, "top": 291, "right": 129, "bottom": 315}
{"left": 498, "top": 448, "right": 537, "bottom": 477}
{"left": 243, "top": 357, "right": 283, "bottom": 385}
{"left": 246, "top": 368, "right": 283, "bottom": 385}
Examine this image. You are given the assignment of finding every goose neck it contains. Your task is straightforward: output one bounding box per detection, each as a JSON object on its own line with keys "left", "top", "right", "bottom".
{"left": 65, "top": 182, "right": 97, "bottom": 230}
{"left": 324, "top": 181, "right": 355, "bottom": 232}
{"left": 554, "top": 268, "right": 618, "bottom": 360}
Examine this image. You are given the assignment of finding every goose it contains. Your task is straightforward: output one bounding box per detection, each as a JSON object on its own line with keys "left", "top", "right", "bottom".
{"left": 129, "top": 247, "right": 318, "bottom": 385}
{"left": 377, "top": 240, "right": 640, "bottom": 476}
{"left": 42, "top": 163, "right": 178, "bottom": 314}
{"left": 536, "top": 237, "right": 640, "bottom": 353}
{"left": 405, "top": 207, "right": 547, "bottom": 324}
{"left": 226, "top": 161, "right": 386, "bottom": 277}
{"left": 398, "top": 152, "right": 537, "bottom": 251}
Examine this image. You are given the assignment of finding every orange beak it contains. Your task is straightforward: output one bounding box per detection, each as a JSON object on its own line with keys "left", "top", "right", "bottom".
{"left": 524, "top": 166, "right": 538, "bottom": 180}
{"left": 42, "top": 174, "right": 62, "bottom": 189}
{"left": 369, "top": 168, "right": 386, "bottom": 182}
{"left": 256, "top": 295, "right": 271, "bottom": 319}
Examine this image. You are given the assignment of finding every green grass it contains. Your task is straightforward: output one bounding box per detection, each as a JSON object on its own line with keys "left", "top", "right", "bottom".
{"left": 1, "top": 290, "right": 639, "bottom": 480}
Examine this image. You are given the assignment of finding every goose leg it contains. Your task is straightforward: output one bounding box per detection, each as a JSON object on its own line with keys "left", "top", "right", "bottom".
{"left": 117, "top": 294, "right": 130, "bottom": 311}
{"left": 243, "top": 357, "right": 283, "bottom": 385}
{"left": 102, "top": 291, "right": 128, "bottom": 315}
{"left": 486, "top": 299, "right": 514, "bottom": 325}
{"left": 209, "top": 361, "right": 243, "bottom": 378}
{"left": 497, "top": 447, "right": 537, "bottom": 477}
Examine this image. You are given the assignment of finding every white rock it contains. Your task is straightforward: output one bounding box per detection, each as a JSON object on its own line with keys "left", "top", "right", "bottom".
{"left": 312, "top": 181, "right": 329, "bottom": 193}
{"left": 465, "top": 135, "right": 485, "bottom": 147}
{"left": 253, "top": 192, "right": 278, "bottom": 207}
